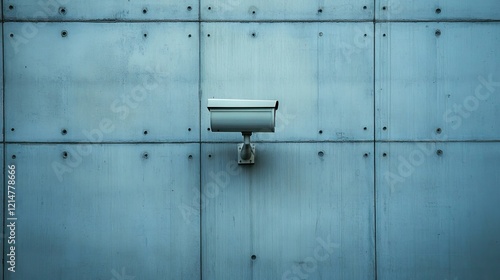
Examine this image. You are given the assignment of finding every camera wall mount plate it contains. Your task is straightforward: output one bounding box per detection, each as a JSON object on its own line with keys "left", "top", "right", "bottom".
{"left": 238, "top": 143, "right": 255, "bottom": 165}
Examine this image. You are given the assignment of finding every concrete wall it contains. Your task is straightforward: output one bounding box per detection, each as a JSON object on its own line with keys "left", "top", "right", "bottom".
{"left": 3, "top": 0, "right": 500, "bottom": 279}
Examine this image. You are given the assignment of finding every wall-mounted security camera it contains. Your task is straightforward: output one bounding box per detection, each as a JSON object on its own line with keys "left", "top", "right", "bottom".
{"left": 207, "top": 99, "right": 279, "bottom": 165}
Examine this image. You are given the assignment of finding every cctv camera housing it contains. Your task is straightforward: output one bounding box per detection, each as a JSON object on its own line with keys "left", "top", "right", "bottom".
{"left": 207, "top": 99, "right": 279, "bottom": 133}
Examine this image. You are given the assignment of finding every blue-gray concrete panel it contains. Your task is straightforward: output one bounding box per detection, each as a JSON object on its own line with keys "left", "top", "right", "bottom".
{"left": 201, "top": 23, "right": 374, "bottom": 142}
{"left": 3, "top": 0, "right": 198, "bottom": 21}
{"left": 201, "top": 0, "right": 373, "bottom": 21}
{"left": 5, "top": 22, "right": 199, "bottom": 142}
{"left": 376, "top": 0, "right": 500, "bottom": 21}
{"left": 0, "top": 27, "right": 3, "bottom": 140}
{"left": 4, "top": 144, "right": 200, "bottom": 280}
{"left": 201, "top": 143, "right": 375, "bottom": 279}
{"left": 376, "top": 23, "right": 500, "bottom": 141}
{"left": 376, "top": 142, "right": 500, "bottom": 279}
